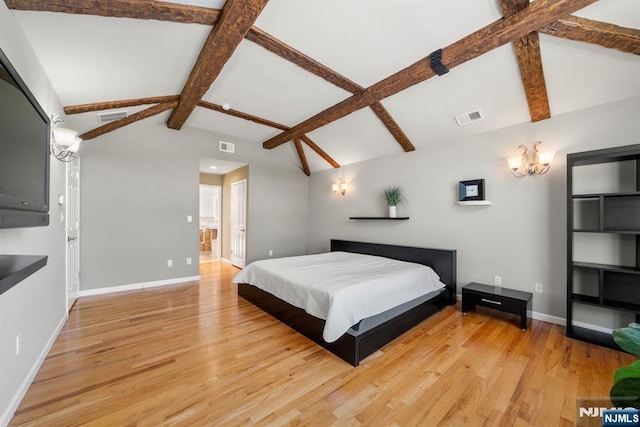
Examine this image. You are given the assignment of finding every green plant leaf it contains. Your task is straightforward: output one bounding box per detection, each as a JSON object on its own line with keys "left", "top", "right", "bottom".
{"left": 614, "top": 325, "right": 640, "bottom": 356}
{"left": 614, "top": 360, "right": 640, "bottom": 384}
{"left": 383, "top": 186, "right": 402, "bottom": 206}
{"left": 611, "top": 377, "right": 640, "bottom": 409}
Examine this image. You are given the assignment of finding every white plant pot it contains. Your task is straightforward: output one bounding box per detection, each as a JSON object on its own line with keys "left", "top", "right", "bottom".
{"left": 389, "top": 205, "right": 397, "bottom": 218}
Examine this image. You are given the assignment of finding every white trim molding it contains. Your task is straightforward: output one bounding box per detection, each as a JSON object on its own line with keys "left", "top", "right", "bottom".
{"left": 79, "top": 276, "right": 201, "bottom": 297}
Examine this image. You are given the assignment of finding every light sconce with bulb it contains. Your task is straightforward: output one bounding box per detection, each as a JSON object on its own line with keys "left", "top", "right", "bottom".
{"left": 507, "top": 141, "right": 554, "bottom": 177}
{"left": 332, "top": 177, "right": 348, "bottom": 196}
{"left": 50, "top": 113, "right": 82, "bottom": 162}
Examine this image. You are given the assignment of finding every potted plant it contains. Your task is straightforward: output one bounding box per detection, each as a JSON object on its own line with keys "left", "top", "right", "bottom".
{"left": 611, "top": 323, "right": 640, "bottom": 408}
{"left": 384, "top": 186, "right": 402, "bottom": 218}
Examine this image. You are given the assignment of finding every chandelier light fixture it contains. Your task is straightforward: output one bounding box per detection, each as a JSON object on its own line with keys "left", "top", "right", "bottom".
{"left": 507, "top": 141, "right": 554, "bottom": 177}
{"left": 332, "top": 177, "right": 348, "bottom": 196}
{"left": 50, "top": 113, "right": 81, "bottom": 162}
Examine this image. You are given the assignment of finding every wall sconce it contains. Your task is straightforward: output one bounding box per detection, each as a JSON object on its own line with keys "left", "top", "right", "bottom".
{"left": 51, "top": 113, "right": 82, "bottom": 162}
{"left": 332, "top": 178, "right": 348, "bottom": 196}
{"left": 507, "top": 141, "right": 554, "bottom": 177}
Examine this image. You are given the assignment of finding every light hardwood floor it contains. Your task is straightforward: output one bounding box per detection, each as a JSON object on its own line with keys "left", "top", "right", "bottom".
{"left": 10, "top": 262, "right": 633, "bottom": 426}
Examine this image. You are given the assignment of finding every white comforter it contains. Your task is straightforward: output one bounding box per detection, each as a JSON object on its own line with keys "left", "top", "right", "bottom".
{"left": 232, "top": 251, "right": 445, "bottom": 342}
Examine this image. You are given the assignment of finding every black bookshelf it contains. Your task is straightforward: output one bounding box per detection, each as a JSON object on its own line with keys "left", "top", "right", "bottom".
{"left": 567, "top": 144, "right": 640, "bottom": 350}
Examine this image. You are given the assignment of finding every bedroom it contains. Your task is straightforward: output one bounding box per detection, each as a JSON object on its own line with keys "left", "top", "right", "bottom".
{"left": 1, "top": 0, "right": 639, "bottom": 425}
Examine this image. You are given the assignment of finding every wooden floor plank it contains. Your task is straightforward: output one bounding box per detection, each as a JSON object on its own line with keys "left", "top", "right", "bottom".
{"left": 9, "top": 261, "right": 634, "bottom": 426}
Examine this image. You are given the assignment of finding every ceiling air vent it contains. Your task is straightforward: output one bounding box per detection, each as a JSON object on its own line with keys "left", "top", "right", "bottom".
{"left": 97, "top": 110, "right": 128, "bottom": 123}
{"left": 454, "top": 109, "right": 485, "bottom": 126}
{"left": 219, "top": 140, "right": 235, "bottom": 153}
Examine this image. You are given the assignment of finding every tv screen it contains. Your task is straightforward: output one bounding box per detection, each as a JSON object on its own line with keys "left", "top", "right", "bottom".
{"left": 0, "top": 47, "right": 50, "bottom": 229}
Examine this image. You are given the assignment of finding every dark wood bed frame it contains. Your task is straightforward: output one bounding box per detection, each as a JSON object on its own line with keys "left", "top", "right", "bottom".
{"left": 237, "top": 239, "right": 457, "bottom": 366}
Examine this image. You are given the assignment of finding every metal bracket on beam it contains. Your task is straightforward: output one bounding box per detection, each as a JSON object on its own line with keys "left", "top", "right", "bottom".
{"left": 430, "top": 49, "right": 449, "bottom": 76}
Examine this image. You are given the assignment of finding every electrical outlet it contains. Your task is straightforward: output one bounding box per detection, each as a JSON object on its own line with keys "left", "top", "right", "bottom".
{"left": 16, "top": 333, "right": 22, "bottom": 355}
{"left": 535, "top": 282, "right": 544, "bottom": 293}
{"left": 186, "top": 257, "right": 192, "bottom": 265}
{"left": 187, "top": 215, "right": 193, "bottom": 223}
{"left": 167, "top": 259, "right": 173, "bottom": 267}
{"left": 494, "top": 276, "right": 502, "bottom": 286}
{"left": 269, "top": 250, "right": 273, "bottom": 256}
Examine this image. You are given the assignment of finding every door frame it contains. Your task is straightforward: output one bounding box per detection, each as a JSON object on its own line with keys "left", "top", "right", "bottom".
{"left": 65, "top": 158, "right": 80, "bottom": 312}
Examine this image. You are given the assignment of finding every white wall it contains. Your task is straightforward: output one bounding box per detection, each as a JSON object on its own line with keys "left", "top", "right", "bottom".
{"left": 308, "top": 96, "right": 640, "bottom": 321}
{"left": 79, "top": 120, "right": 309, "bottom": 291}
{"left": 0, "top": 3, "right": 68, "bottom": 425}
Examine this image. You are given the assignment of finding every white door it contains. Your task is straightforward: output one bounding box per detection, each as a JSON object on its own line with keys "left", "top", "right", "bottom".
{"left": 230, "top": 179, "right": 247, "bottom": 268}
{"left": 66, "top": 158, "right": 80, "bottom": 311}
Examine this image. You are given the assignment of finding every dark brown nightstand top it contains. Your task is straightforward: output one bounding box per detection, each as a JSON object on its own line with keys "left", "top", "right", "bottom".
{"left": 462, "top": 282, "right": 533, "bottom": 302}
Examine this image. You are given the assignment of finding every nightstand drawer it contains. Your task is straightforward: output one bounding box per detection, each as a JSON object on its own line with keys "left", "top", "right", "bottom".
{"left": 464, "top": 291, "right": 521, "bottom": 315}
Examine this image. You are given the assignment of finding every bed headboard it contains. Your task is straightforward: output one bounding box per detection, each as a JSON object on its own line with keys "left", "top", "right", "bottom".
{"left": 330, "top": 239, "right": 457, "bottom": 305}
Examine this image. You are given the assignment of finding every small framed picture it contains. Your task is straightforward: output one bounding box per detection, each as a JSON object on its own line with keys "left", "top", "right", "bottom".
{"left": 459, "top": 179, "right": 485, "bottom": 201}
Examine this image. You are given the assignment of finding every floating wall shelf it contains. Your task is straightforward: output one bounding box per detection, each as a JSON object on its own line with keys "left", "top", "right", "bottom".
{"left": 349, "top": 217, "right": 410, "bottom": 220}
{"left": 0, "top": 255, "right": 48, "bottom": 296}
{"left": 456, "top": 201, "right": 492, "bottom": 206}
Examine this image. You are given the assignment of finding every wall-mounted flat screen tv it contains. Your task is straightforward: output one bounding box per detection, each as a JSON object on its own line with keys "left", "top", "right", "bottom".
{"left": 0, "top": 47, "right": 50, "bottom": 229}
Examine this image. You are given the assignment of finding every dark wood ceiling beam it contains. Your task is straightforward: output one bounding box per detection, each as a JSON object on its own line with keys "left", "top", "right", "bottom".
{"left": 540, "top": 16, "right": 640, "bottom": 56}
{"left": 197, "top": 101, "right": 340, "bottom": 169}
{"left": 244, "top": 26, "right": 362, "bottom": 94}
{"left": 197, "top": 100, "right": 289, "bottom": 130}
{"left": 62, "top": 93, "right": 342, "bottom": 169}
{"left": 166, "top": 0, "right": 269, "bottom": 130}
{"left": 244, "top": 27, "right": 416, "bottom": 152}
{"left": 299, "top": 136, "right": 340, "bottom": 169}
{"left": 4, "top": 0, "right": 419, "bottom": 152}
{"left": 263, "top": 0, "right": 598, "bottom": 149}
{"left": 369, "top": 103, "right": 415, "bottom": 152}
{"left": 512, "top": 33, "right": 550, "bottom": 122}
{"left": 64, "top": 95, "right": 180, "bottom": 115}
{"left": 79, "top": 101, "right": 178, "bottom": 140}
{"left": 4, "top": 0, "right": 221, "bottom": 24}
{"left": 293, "top": 138, "right": 310, "bottom": 176}
{"left": 12, "top": 1, "right": 637, "bottom": 58}
{"left": 499, "top": 0, "right": 551, "bottom": 122}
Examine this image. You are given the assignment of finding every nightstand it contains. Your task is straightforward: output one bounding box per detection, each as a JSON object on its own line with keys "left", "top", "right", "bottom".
{"left": 461, "top": 282, "right": 533, "bottom": 330}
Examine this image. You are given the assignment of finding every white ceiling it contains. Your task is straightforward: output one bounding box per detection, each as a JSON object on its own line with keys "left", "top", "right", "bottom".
{"left": 199, "top": 157, "right": 246, "bottom": 175}
{"left": 10, "top": 0, "right": 640, "bottom": 173}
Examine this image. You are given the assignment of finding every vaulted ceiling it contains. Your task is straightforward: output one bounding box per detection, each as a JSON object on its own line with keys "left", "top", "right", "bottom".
{"left": 6, "top": 0, "right": 640, "bottom": 175}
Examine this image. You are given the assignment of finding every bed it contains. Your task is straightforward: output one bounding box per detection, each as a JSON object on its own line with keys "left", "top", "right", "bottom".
{"left": 235, "top": 239, "right": 457, "bottom": 366}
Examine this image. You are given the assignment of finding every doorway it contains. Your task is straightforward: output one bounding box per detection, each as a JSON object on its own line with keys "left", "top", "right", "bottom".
{"left": 199, "top": 184, "right": 221, "bottom": 263}
{"left": 199, "top": 157, "right": 248, "bottom": 267}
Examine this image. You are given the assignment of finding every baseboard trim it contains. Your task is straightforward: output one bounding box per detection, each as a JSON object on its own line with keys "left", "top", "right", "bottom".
{"left": 530, "top": 311, "right": 565, "bottom": 327}
{"left": 79, "top": 276, "right": 201, "bottom": 297}
{"left": 1, "top": 312, "right": 68, "bottom": 427}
